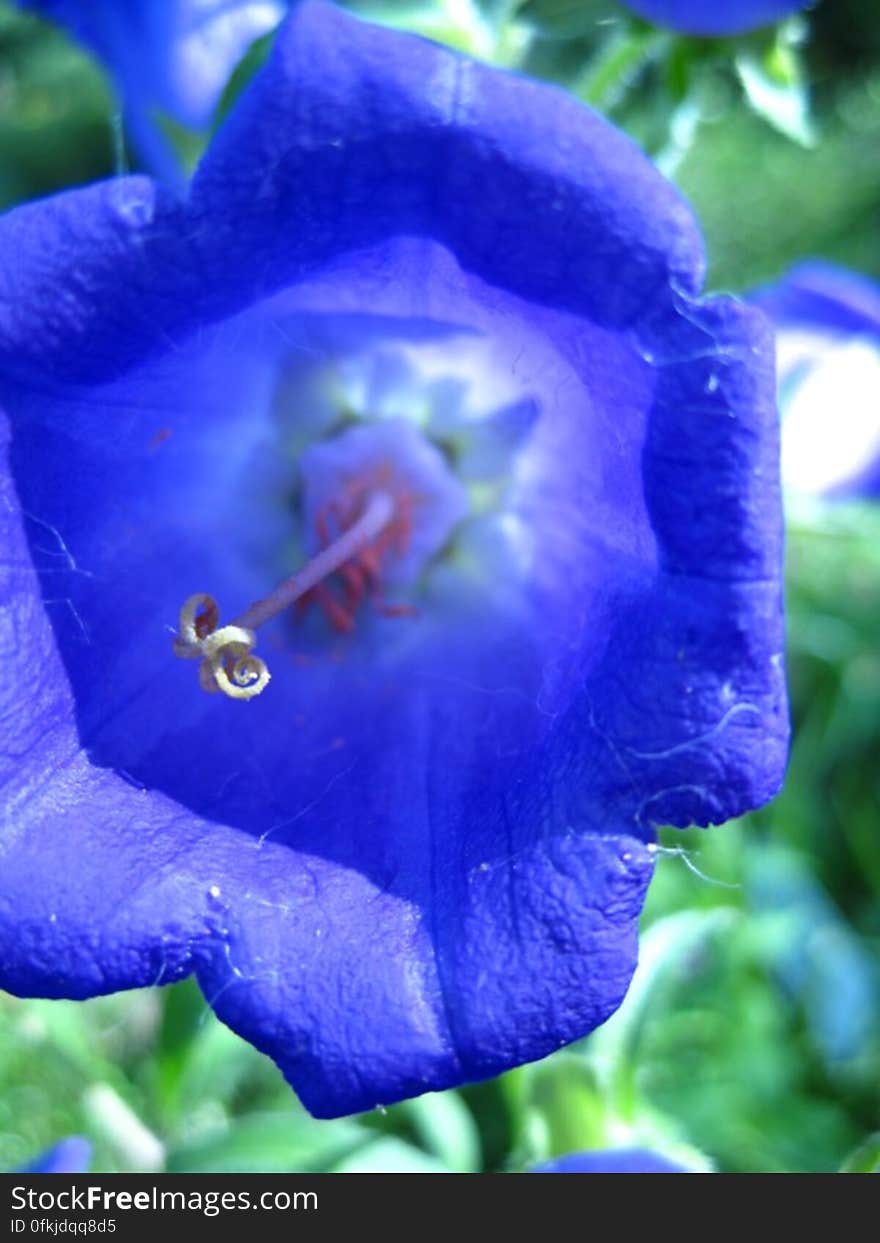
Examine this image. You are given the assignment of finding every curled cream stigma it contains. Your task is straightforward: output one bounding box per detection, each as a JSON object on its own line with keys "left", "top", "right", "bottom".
{"left": 173, "top": 490, "right": 395, "bottom": 701}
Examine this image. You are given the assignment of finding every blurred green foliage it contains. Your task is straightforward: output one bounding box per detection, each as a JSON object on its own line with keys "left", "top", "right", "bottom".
{"left": 0, "top": 0, "right": 878, "bottom": 1175}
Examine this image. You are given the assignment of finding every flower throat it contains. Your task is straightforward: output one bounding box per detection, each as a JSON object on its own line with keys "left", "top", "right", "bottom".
{"left": 173, "top": 487, "right": 405, "bottom": 701}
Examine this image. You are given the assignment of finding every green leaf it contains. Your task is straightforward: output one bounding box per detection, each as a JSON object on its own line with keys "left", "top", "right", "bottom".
{"left": 167, "top": 1112, "right": 369, "bottom": 1174}
{"left": 578, "top": 27, "right": 669, "bottom": 111}
{"left": 402, "top": 1092, "right": 482, "bottom": 1172}
{"left": 517, "top": 0, "right": 619, "bottom": 41}
{"left": 840, "top": 1134, "right": 880, "bottom": 1173}
{"left": 590, "top": 907, "right": 741, "bottom": 1078}
{"left": 735, "top": 42, "right": 815, "bottom": 146}
{"left": 82, "top": 1083, "right": 165, "bottom": 1173}
{"left": 330, "top": 1136, "right": 450, "bottom": 1173}
{"left": 526, "top": 1056, "right": 608, "bottom": 1157}
{"left": 173, "top": 1014, "right": 273, "bottom": 1115}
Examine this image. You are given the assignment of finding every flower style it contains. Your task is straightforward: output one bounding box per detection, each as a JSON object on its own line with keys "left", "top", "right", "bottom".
{"left": 754, "top": 260, "right": 880, "bottom": 499}
{"left": 619, "top": 1, "right": 810, "bottom": 37}
{"left": 0, "top": 0, "right": 787, "bottom": 1118}
{"left": 17, "top": 0, "right": 286, "bottom": 183}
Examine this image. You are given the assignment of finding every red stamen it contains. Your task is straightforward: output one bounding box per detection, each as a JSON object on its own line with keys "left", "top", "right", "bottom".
{"left": 375, "top": 601, "right": 419, "bottom": 619}
{"left": 312, "top": 583, "right": 356, "bottom": 633}
{"left": 297, "top": 470, "right": 421, "bottom": 633}
{"left": 339, "top": 561, "right": 368, "bottom": 609}
{"left": 357, "top": 545, "right": 383, "bottom": 581}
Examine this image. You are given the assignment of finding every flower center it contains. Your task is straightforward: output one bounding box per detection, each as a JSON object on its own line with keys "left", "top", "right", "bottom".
{"left": 172, "top": 489, "right": 396, "bottom": 700}
{"left": 295, "top": 468, "right": 416, "bottom": 634}
{"left": 172, "top": 332, "right": 540, "bottom": 701}
{"left": 173, "top": 417, "right": 470, "bottom": 699}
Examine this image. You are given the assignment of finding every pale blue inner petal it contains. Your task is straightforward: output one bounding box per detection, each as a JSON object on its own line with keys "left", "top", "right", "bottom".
{"left": 10, "top": 238, "right": 659, "bottom": 842}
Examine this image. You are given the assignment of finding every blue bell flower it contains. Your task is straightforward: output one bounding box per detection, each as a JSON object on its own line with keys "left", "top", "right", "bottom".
{"left": 17, "top": 0, "right": 286, "bottom": 184}
{"left": 0, "top": 0, "right": 788, "bottom": 1118}
{"left": 620, "top": 1, "right": 810, "bottom": 37}
{"left": 755, "top": 260, "right": 880, "bottom": 500}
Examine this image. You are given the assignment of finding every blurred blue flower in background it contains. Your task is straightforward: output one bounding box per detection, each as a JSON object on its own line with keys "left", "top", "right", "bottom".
{"left": 531, "top": 1148, "right": 688, "bottom": 1173}
{"left": 746, "top": 846, "right": 877, "bottom": 1067}
{"left": 15, "top": 1137, "right": 92, "bottom": 1174}
{"left": 620, "top": 1, "right": 810, "bottom": 37}
{"left": 756, "top": 261, "right": 880, "bottom": 500}
{"left": 0, "top": 0, "right": 787, "bottom": 1118}
{"left": 17, "top": 0, "right": 286, "bottom": 182}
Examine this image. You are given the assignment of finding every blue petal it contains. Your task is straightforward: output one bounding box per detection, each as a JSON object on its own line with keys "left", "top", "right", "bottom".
{"left": 532, "top": 1148, "right": 688, "bottom": 1173}
{"left": 18, "top": 0, "right": 286, "bottom": 130}
{"left": 0, "top": 410, "right": 243, "bottom": 998}
{"left": 18, "top": 0, "right": 285, "bottom": 185}
{"left": 15, "top": 1137, "right": 93, "bottom": 1175}
{"left": 0, "top": 2, "right": 787, "bottom": 1117}
{"left": 190, "top": 2, "right": 707, "bottom": 322}
{"left": 620, "top": 1, "right": 809, "bottom": 36}
{"left": 754, "top": 260, "right": 880, "bottom": 338}
{"left": 1, "top": 374, "right": 656, "bottom": 1114}
{"left": 754, "top": 261, "right": 880, "bottom": 500}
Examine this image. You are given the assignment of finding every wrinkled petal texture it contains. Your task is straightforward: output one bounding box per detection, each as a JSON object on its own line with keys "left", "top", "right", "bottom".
{"left": 620, "top": 0, "right": 809, "bottom": 36}
{"left": 0, "top": 1, "right": 787, "bottom": 1117}
{"left": 531, "top": 1148, "right": 688, "bottom": 1173}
